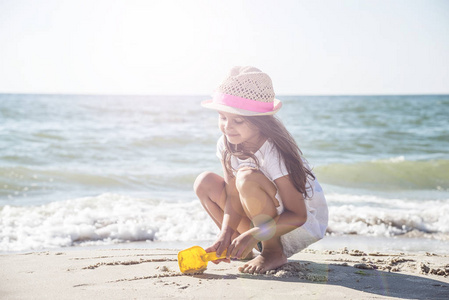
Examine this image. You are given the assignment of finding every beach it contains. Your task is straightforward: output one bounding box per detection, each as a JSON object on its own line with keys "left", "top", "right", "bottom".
{"left": 2, "top": 0, "right": 449, "bottom": 297}
{"left": 1, "top": 246, "right": 448, "bottom": 299}
{"left": 1, "top": 94, "right": 449, "bottom": 298}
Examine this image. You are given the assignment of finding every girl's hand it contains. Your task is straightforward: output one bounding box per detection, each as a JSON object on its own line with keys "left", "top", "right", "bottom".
{"left": 204, "top": 231, "right": 233, "bottom": 264}
{"left": 227, "top": 228, "right": 259, "bottom": 260}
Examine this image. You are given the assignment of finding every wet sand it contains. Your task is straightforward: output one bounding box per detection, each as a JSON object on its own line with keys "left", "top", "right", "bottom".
{"left": 1, "top": 247, "right": 448, "bottom": 299}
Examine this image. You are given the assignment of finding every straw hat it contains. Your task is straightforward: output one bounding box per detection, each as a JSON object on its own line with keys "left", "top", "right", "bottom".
{"left": 201, "top": 66, "right": 282, "bottom": 116}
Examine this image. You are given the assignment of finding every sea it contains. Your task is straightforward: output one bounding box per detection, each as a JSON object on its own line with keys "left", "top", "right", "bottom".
{"left": 1, "top": 94, "right": 448, "bottom": 254}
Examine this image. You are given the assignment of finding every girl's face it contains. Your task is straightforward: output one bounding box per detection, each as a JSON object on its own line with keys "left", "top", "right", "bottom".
{"left": 218, "top": 112, "right": 263, "bottom": 147}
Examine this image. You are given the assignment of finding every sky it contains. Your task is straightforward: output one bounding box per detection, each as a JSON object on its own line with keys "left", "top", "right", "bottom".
{"left": 0, "top": 0, "right": 448, "bottom": 95}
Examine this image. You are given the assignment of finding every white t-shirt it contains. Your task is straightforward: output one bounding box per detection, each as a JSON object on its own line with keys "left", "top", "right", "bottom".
{"left": 216, "top": 135, "right": 328, "bottom": 254}
{"left": 216, "top": 135, "right": 289, "bottom": 182}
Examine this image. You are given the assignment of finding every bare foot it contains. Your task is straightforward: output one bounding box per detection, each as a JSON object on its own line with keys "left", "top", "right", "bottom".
{"left": 238, "top": 249, "right": 287, "bottom": 274}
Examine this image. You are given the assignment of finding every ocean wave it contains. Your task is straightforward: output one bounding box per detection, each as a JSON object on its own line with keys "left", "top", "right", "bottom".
{"left": 315, "top": 159, "right": 449, "bottom": 190}
{"left": 0, "top": 166, "right": 200, "bottom": 202}
{"left": 0, "top": 166, "right": 136, "bottom": 200}
{"left": 326, "top": 193, "right": 449, "bottom": 239}
{"left": 0, "top": 194, "right": 217, "bottom": 252}
{"left": 1, "top": 192, "right": 449, "bottom": 252}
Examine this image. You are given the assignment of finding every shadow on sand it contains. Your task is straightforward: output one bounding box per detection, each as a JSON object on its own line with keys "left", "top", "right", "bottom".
{"left": 198, "top": 260, "right": 449, "bottom": 299}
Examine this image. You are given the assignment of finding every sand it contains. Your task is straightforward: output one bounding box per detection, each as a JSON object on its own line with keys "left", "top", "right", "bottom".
{"left": 1, "top": 247, "right": 448, "bottom": 299}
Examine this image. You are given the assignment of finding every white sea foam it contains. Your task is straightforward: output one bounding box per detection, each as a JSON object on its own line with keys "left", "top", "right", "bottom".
{"left": 1, "top": 192, "right": 449, "bottom": 252}
{"left": 388, "top": 156, "right": 406, "bottom": 163}
{"left": 377, "top": 156, "right": 406, "bottom": 163}
{"left": 0, "top": 193, "right": 217, "bottom": 252}
{"left": 326, "top": 193, "right": 449, "bottom": 238}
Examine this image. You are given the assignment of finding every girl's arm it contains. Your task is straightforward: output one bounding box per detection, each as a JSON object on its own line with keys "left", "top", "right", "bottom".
{"left": 267, "top": 175, "right": 308, "bottom": 237}
{"left": 207, "top": 160, "right": 245, "bottom": 256}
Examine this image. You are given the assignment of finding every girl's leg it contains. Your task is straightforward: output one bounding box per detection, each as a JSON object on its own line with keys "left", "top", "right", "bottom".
{"left": 235, "top": 168, "right": 287, "bottom": 274}
{"left": 193, "top": 171, "right": 251, "bottom": 240}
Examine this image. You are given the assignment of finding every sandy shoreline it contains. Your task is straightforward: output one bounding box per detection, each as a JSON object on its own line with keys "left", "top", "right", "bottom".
{"left": 1, "top": 247, "right": 448, "bottom": 299}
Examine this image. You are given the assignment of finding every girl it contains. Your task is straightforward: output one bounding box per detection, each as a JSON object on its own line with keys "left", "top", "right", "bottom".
{"left": 194, "top": 66, "right": 328, "bottom": 274}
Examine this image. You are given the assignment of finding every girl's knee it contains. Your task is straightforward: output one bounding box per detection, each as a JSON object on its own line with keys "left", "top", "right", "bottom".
{"left": 235, "top": 168, "right": 277, "bottom": 201}
{"left": 193, "top": 171, "right": 224, "bottom": 197}
{"left": 235, "top": 168, "right": 263, "bottom": 192}
{"left": 194, "top": 172, "right": 226, "bottom": 209}
{"left": 194, "top": 171, "right": 213, "bottom": 195}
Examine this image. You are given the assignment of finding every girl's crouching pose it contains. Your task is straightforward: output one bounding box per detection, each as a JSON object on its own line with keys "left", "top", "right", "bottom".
{"left": 194, "top": 66, "right": 328, "bottom": 274}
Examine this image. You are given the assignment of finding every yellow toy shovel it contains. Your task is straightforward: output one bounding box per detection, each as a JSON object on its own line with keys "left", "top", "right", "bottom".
{"left": 178, "top": 246, "right": 227, "bottom": 274}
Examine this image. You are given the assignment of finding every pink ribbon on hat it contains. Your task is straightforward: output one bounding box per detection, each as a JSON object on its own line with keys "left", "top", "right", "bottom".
{"left": 212, "top": 92, "right": 274, "bottom": 113}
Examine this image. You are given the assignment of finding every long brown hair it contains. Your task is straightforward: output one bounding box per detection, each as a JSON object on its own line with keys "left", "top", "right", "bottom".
{"left": 222, "top": 115, "right": 315, "bottom": 199}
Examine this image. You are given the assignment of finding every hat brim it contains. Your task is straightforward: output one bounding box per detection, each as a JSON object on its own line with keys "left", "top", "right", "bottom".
{"left": 201, "top": 99, "right": 282, "bottom": 116}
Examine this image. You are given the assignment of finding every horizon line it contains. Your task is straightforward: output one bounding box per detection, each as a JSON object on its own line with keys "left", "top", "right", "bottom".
{"left": 1, "top": 92, "right": 448, "bottom": 97}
